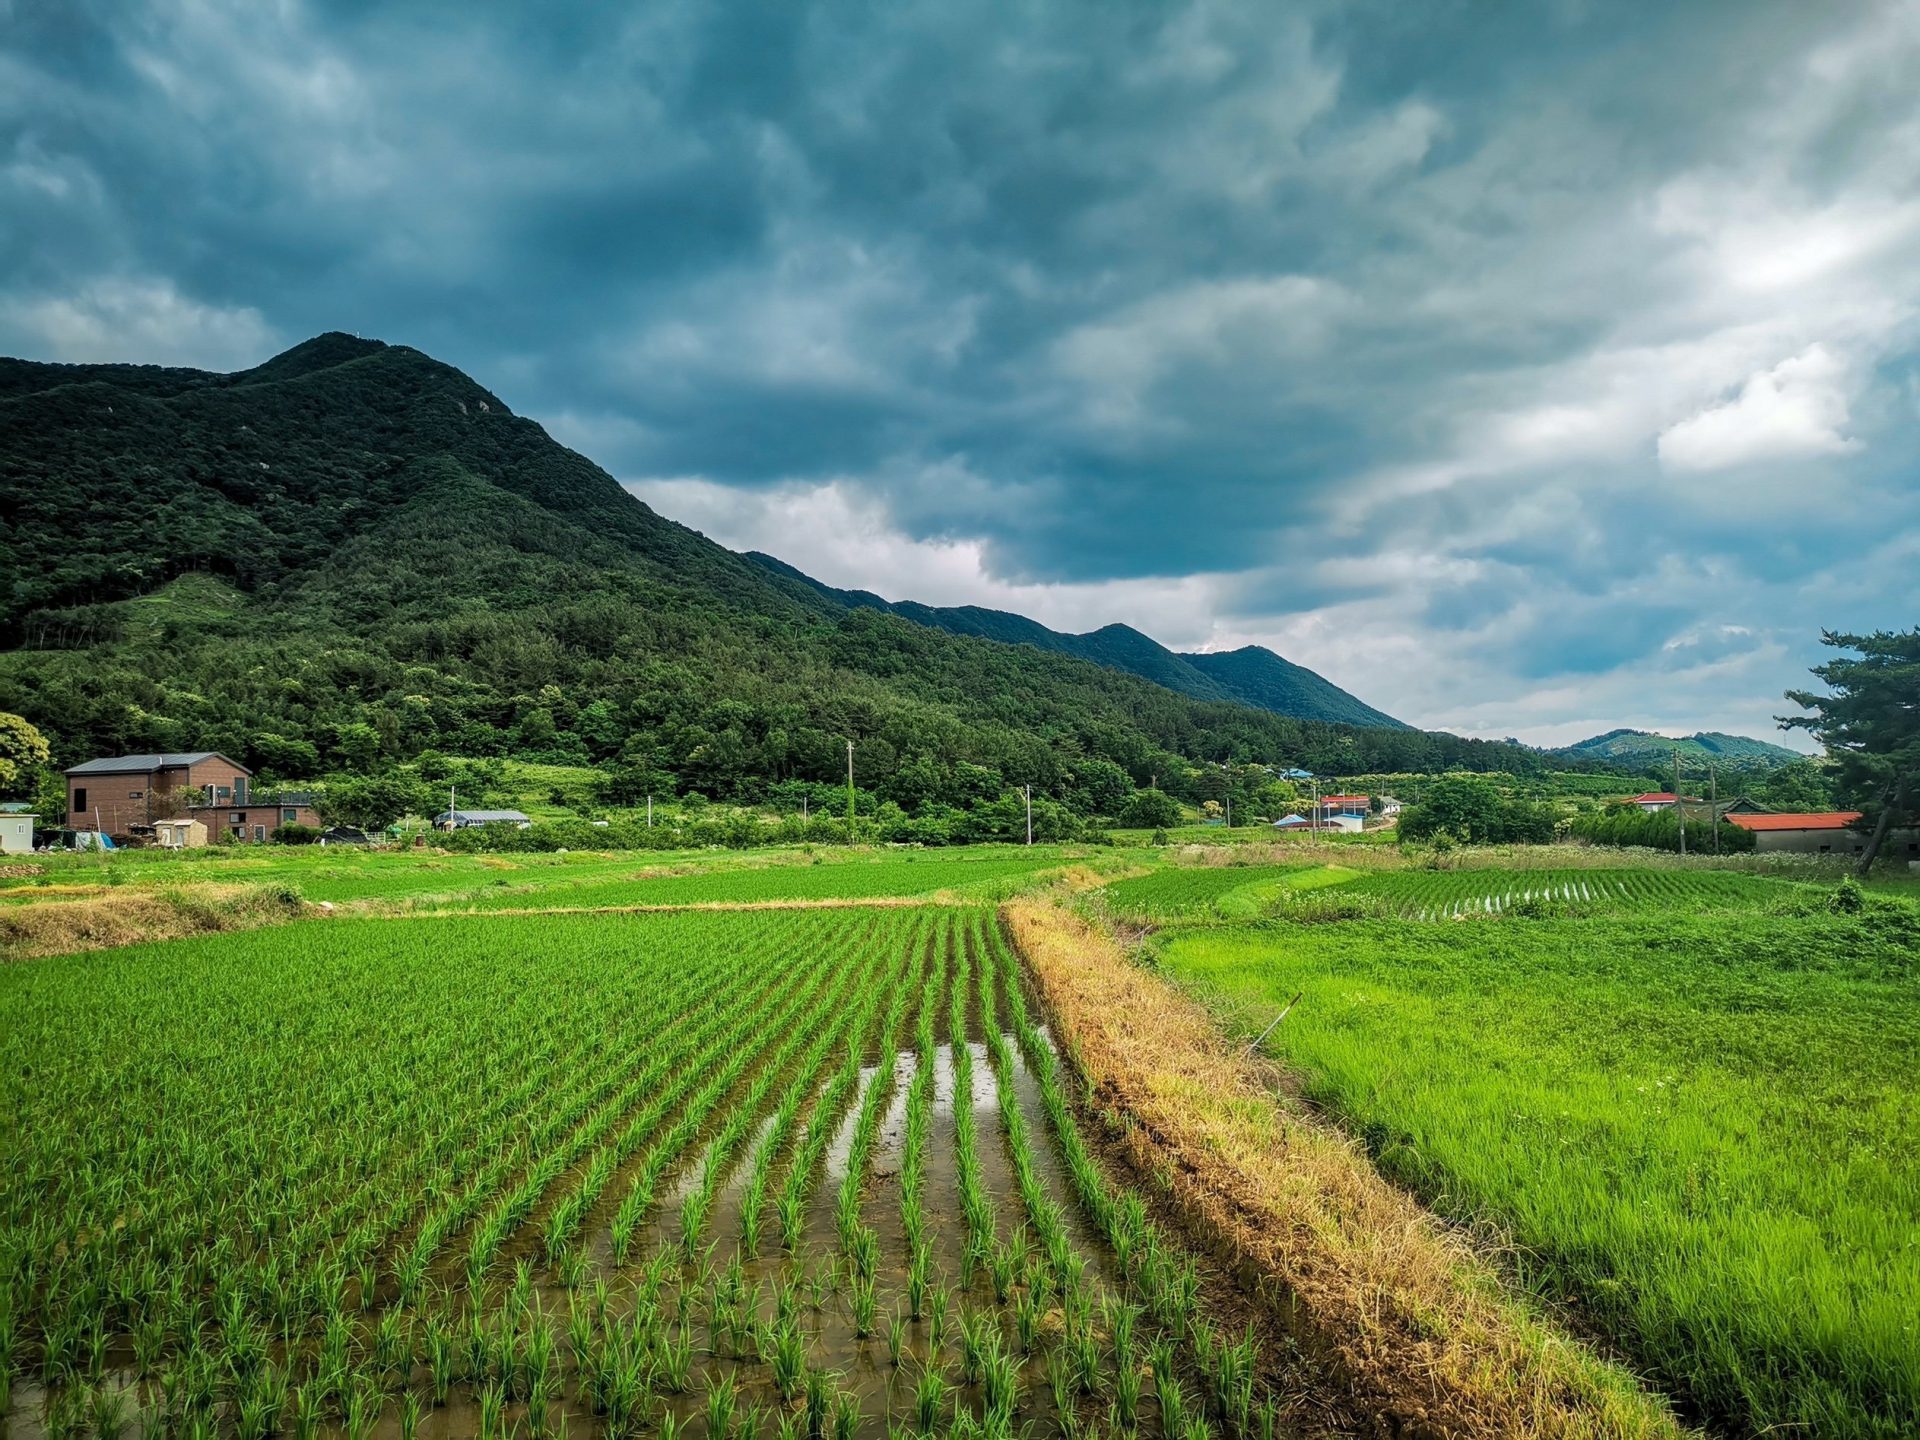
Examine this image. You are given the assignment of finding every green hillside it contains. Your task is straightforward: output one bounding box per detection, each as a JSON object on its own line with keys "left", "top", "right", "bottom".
{"left": 2, "top": 334, "right": 1608, "bottom": 823}
{"left": 1560, "top": 728, "right": 1806, "bottom": 773}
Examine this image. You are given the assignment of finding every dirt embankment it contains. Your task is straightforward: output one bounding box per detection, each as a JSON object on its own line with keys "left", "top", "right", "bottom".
{"left": 1004, "top": 897, "right": 1688, "bottom": 1440}
{"left": 0, "top": 885, "right": 304, "bottom": 962}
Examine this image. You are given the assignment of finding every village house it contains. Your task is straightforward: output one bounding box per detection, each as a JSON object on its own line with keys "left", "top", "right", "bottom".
{"left": 1725, "top": 811, "right": 1920, "bottom": 859}
{"left": 1315, "top": 793, "right": 1372, "bottom": 821}
{"left": 1624, "top": 792, "right": 1703, "bottom": 812}
{"left": 65, "top": 753, "right": 323, "bottom": 841}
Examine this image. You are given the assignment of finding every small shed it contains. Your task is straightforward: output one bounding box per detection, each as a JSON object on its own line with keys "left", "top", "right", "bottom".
{"left": 153, "top": 818, "right": 209, "bottom": 849}
{"left": 0, "top": 812, "right": 34, "bottom": 854}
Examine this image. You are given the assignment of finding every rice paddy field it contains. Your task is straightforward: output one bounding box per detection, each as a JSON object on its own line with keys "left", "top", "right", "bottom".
{"left": 0, "top": 847, "right": 1090, "bottom": 910}
{"left": 1145, "top": 862, "right": 1920, "bottom": 1438}
{"left": 0, "top": 902, "right": 1289, "bottom": 1440}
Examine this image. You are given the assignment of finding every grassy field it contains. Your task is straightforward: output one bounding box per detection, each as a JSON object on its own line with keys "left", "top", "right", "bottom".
{"left": 2, "top": 903, "right": 1305, "bottom": 1440}
{"left": 1148, "top": 869, "right": 1920, "bottom": 1437}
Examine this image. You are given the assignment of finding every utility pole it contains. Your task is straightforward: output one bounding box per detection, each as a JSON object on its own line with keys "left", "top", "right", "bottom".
{"left": 1309, "top": 778, "right": 1319, "bottom": 836}
{"left": 801, "top": 795, "right": 808, "bottom": 828}
{"left": 1024, "top": 784, "right": 1033, "bottom": 845}
{"left": 449, "top": 784, "right": 456, "bottom": 832}
{"left": 646, "top": 794, "right": 652, "bottom": 828}
{"left": 1709, "top": 762, "right": 1719, "bottom": 856}
{"left": 846, "top": 740, "right": 856, "bottom": 825}
{"left": 1674, "top": 747, "right": 1686, "bottom": 857}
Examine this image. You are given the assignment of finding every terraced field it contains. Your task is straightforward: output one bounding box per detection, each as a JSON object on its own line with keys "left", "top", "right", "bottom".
{"left": 1339, "top": 866, "right": 1792, "bottom": 919}
{"left": 1098, "top": 865, "right": 1318, "bottom": 921}
{"left": 1, "top": 907, "right": 1286, "bottom": 1440}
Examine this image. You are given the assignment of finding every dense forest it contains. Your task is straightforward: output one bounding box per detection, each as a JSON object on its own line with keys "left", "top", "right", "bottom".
{"left": 1, "top": 334, "right": 1628, "bottom": 825}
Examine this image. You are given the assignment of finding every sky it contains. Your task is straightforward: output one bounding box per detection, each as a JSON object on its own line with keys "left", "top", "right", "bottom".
{"left": 6, "top": 2, "right": 1919, "bottom": 747}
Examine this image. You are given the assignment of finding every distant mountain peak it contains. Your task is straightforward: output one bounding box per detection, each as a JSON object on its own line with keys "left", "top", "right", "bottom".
{"left": 743, "top": 555, "right": 1408, "bottom": 729}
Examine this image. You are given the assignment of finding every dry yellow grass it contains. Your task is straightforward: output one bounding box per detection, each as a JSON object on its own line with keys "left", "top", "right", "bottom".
{"left": 1005, "top": 896, "right": 1689, "bottom": 1440}
{"left": 0, "top": 885, "right": 304, "bottom": 962}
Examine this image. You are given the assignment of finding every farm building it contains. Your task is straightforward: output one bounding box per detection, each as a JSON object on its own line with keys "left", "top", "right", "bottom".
{"left": 434, "top": 809, "right": 532, "bottom": 830}
{"left": 1270, "top": 814, "right": 1310, "bottom": 829}
{"left": 0, "top": 811, "right": 34, "bottom": 854}
{"left": 64, "top": 752, "right": 322, "bottom": 840}
{"left": 1625, "top": 792, "right": 1704, "bottom": 811}
{"left": 1315, "top": 794, "right": 1371, "bottom": 820}
{"left": 153, "top": 818, "right": 209, "bottom": 849}
{"left": 1725, "top": 811, "right": 1920, "bottom": 858}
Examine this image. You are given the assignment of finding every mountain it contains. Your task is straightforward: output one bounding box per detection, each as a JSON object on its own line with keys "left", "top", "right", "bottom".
{"left": 1558, "top": 729, "right": 1806, "bottom": 772}
{"left": 0, "top": 333, "right": 1605, "bottom": 822}
{"left": 747, "top": 555, "right": 1408, "bottom": 728}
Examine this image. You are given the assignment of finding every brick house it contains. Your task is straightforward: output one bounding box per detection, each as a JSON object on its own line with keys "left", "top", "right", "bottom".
{"left": 65, "top": 753, "right": 323, "bottom": 840}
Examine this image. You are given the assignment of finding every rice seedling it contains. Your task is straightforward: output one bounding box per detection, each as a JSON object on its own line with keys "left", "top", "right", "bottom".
{"left": 914, "top": 1368, "right": 949, "bottom": 1435}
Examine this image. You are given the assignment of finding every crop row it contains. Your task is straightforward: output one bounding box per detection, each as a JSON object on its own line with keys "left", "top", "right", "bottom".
{"left": 1342, "top": 867, "right": 1784, "bottom": 919}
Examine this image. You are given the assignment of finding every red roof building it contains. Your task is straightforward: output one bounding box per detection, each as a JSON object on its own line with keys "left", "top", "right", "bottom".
{"left": 1724, "top": 812, "right": 1862, "bottom": 832}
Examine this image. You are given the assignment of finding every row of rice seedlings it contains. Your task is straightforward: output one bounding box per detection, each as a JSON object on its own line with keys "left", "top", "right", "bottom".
{"left": 949, "top": 925, "right": 997, "bottom": 1290}
{"left": 675, "top": 924, "right": 898, "bottom": 1261}
{"left": 835, "top": 912, "right": 936, "bottom": 1262}
{"left": 468, "top": 938, "right": 843, "bottom": 1286}
{"left": 607, "top": 936, "right": 870, "bottom": 1267}
{"left": 419, "top": 946, "right": 760, "bottom": 1291}
{"left": 735, "top": 914, "right": 919, "bottom": 1259}
{"left": 547, "top": 929, "right": 865, "bottom": 1268}
{"left": 900, "top": 915, "right": 952, "bottom": 1288}
{"left": 773, "top": 916, "right": 914, "bottom": 1257}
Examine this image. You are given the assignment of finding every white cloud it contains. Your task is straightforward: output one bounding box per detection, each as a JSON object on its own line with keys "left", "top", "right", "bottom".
{"left": 0, "top": 278, "right": 277, "bottom": 370}
{"left": 623, "top": 476, "right": 1230, "bottom": 646}
{"left": 1656, "top": 344, "right": 1863, "bottom": 473}
{"left": 1050, "top": 275, "right": 1351, "bottom": 431}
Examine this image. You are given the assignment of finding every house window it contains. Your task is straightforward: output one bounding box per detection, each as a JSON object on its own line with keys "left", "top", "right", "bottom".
{"left": 73, "top": 787, "right": 87, "bottom": 812}
{"left": 235, "top": 776, "right": 249, "bottom": 803}
{"left": 1819, "top": 844, "right": 1831, "bottom": 853}
{"left": 230, "top": 812, "right": 244, "bottom": 824}
{"left": 253, "top": 825, "right": 266, "bottom": 842}
{"left": 283, "top": 808, "right": 298, "bottom": 822}
{"left": 129, "top": 790, "right": 144, "bottom": 800}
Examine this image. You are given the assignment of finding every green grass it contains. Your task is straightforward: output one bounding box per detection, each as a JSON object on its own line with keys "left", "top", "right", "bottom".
{"left": 1158, "top": 881, "right": 1920, "bottom": 1438}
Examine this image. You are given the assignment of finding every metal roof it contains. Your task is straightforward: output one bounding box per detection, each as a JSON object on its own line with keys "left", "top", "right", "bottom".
{"left": 435, "top": 809, "right": 531, "bottom": 823}
{"left": 1725, "top": 811, "right": 1864, "bottom": 832}
{"left": 65, "top": 752, "right": 236, "bottom": 775}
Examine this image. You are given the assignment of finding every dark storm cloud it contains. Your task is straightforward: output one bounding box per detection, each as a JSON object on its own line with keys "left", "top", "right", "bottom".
{"left": 3, "top": 0, "right": 1917, "bottom": 736}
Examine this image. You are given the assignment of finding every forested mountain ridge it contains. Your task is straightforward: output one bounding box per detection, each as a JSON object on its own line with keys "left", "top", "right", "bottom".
{"left": 746, "top": 553, "right": 1409, "bottom": 728}
{"left": 2, "top": 334, "right": 1612, "bottom": 817}
{"left": 1557, "top": 728, "right": 1805, "bottom": 772}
